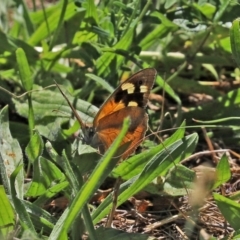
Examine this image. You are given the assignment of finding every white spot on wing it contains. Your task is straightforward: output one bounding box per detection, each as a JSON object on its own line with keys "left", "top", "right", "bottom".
{"left": 128, "top": 101, "right": 138, "bottom": 106}
{"left": 140, "top": 85, "right": 148, "bottom": 93}
{"left": 121, "top": 83, "right": 135, "bottom": 94}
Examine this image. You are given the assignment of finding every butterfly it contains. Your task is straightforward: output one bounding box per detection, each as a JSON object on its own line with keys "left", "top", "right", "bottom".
{"left": 56, "top": 68, "right": 157, "bottom": 159}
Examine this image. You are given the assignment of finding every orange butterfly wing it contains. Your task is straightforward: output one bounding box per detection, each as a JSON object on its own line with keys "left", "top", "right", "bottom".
{"left": 91, "top": 68, "right": 157, "bottom": 159}
{"left": 93, "top": 68, "right": 157, "bottom": 126}
{"left": 91, "top": 107, "right": 148, "bottom": 159}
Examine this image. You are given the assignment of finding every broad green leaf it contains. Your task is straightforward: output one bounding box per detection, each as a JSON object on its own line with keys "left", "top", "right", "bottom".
{"left": 0, "top": 186, "right": 14, "bottom": 238}
{"left": 86, "top": 73, "right": 114, "bottom": 93}
{"left": 193, "top": 3, "right": 216, "bottom": 19}
{"left": 202, "top": 63, "right": 219, "bottom": 80}
{"left": 29, "top": 4, "right": 60, "bottom": 25}
{"left": 214, "top": 193, "right": 240, "bottom": 231}
{"left": 219, "top": 36, "right": 231, "bottom": 53}
{"left": 73, "top": 0, "right": 99, "bottom": 44}
{"left": 16, "top": 48, "right": 35, "bottom": 136}
{"left": 0, "top": 106, "right": 24, "bottom": 199}
{"left": 83, "top": 0, "right": 99, "bottom": 24}
{"left": 213, "top": 154, "right": 231, "bottom": 189}
{"left": 33, "top": 181, "right": 69, "bottom": 207}
{"left": 13, "top": 88, "right": 98, "bottom": 123}
{"left": 146, "top": 164, "right": 195, "bottom": 196}
{"left": 16, "top": 48, "right": 33, "bottom": 91}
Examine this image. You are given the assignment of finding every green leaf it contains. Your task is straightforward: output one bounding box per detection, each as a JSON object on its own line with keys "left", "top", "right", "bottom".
{"left": 25, "top": 132, "right": 44, "bottom": 163}
{"left": 83, "top": 0, "right": 99, "bottom": 24}
{"left": 230, "top": 229, "right": 240, "bottom": 240}
{"left": 213, "top": 154, "right": 231, "bottom": 189}
{"left": 147, "top": 164, "right": 196, "bottom": 196}
{"left": 10, "top": 164, "right": 37, "bottom": 234}
{"left": 28, "top": 2, "right": 81, "bottom": 46}
{"left": 16, "top": 48, "right": 33, "bottom": 92}
{"left": 139, "top": 12, "right": 178, "bottom": 50}
{"left": 0, "top": 186, "right": 14, "bottom": 238}
{"left": 86, "top": 73, "right": 114, "bottom": 93}
{"left": 214, "top": 193, "right": 240, "bottom": 231}
{"left": 0, "top": 31, "right": 38, "bottom": 61}
{"left": 96, "top": 28, "right": 134, "bottom": 76}
{"left": 13, "top": 88, "right": 97, "bottom": 123}
{"left": 33, "top": 181, "right": 69, "bottom": 206}
{"left": 0, "top": 106, "right": 24, "bottom": 199}
{"left": 16, "top": 48, "right": 35, "bottom": 136}
{"left": 213, "top": 0, "right": 230, "bottom": 22}
{"left": 13, "top": 0, "right": 34, "bottom": 35}
{"left": 230, "top": 18, "right": 240, "bottom": 68}
{"left": 193, "top": 3, "right": 216, "bottom": 19}
{"left": 22, "top": 200, "right": 57, "bottom": 234}
{"left": 25, "top": 157, "right": 66, "bottom": 197}
{"left": 49, "top": 0, "right": 69, "bottom": 49}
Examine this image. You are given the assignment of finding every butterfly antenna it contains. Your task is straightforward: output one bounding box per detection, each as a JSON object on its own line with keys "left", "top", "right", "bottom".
{"left": 54, "top": 81, "right": 85, "bottom": 129}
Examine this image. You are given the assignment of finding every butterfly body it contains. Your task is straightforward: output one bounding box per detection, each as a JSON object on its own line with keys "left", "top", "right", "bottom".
{"left": 56, "top": 68, "right": 157, "bottom": 159}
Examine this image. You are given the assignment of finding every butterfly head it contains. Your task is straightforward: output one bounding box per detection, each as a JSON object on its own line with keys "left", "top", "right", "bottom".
{"left": 81, "top": 124, "right": 95, "bottom": 145}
